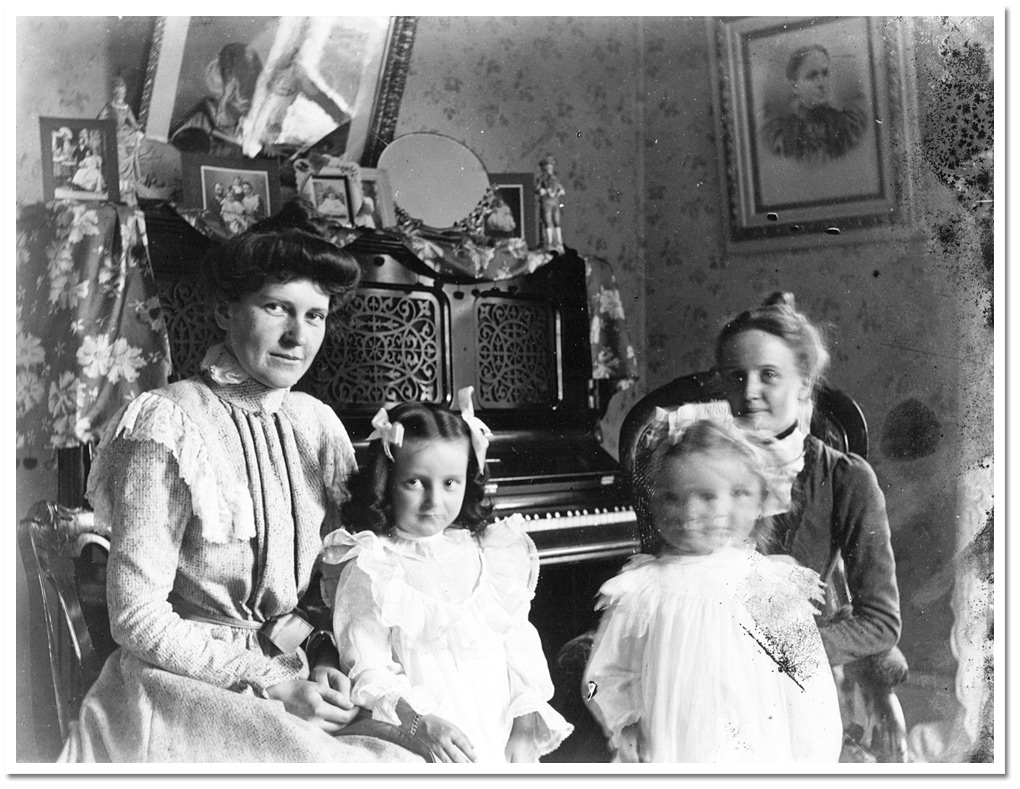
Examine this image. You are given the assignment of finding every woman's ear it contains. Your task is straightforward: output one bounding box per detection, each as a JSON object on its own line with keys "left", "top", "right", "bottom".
{"left": 798, "top": 375, "right": 814, "bottom": 401}
{"left": 213, "top": 301, "right": 232, "bottom": 333}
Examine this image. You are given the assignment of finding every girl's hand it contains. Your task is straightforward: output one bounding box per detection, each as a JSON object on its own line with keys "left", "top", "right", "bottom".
{"left": 616, "top": 722, "right": 648, "bottom": 763}
{"left": 505, "top": 712, "right": 542, "bottom": 763}
{"left": 266, "top": 675, "right": 360, "bottom": 733}
{"left": 414, "top": 713, "right": 477, "bottom": 763}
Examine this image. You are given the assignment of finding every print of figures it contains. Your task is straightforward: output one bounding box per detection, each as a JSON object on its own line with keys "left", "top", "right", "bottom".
{"left": 161, "top": 17, "right": 388, "bottom": 159}
{"left": 171, "top": 42, "right": 263, "bottom": 156}
{"left": 203, "top": 169, "right": 268, "bottom": 234}
{"left": 761, "top": 44, "right": 866, "bottom": 163}
{"left": 536, "top": 155, "right": 565, "bottom": 252}
{"left": 311, "top": 178, "right": 351, "bottom": 223}
{"left": 484, "top": 193, "right": 518, "bottom": 239}
{"left": 50, "top": 126, "right": 108, "bottom": 199}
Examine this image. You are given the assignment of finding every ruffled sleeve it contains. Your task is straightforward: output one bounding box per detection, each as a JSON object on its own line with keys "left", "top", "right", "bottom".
{"left": 583, "top": 555, "right": 661, "bottom": 748}
{"left": 325, "top": 530, "right": 440, "bottom": 726}
{"left": 86, "top": 390, "right": 254, "bottom": 544}
{"left": 482, "top": 516, "right": 574, "bottom": 756}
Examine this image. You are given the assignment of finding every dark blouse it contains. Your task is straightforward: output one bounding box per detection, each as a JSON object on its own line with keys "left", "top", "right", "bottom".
{"left": 767, "top": 435, "right": 902, "bottom": 667}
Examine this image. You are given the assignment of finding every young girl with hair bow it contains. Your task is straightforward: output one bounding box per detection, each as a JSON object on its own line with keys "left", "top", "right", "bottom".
{"left": 583, "top": 403, "right": 842, "bottom": 763}
{"left": 321, "top": 388, "right": 572, "bottom": 763}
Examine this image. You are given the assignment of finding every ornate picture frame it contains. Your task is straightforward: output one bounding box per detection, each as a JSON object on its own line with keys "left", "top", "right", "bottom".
{"left": 489, "top": 173, "right": 537, "bottom": 248}
{"left": 358, "top": 168, "right": 397, "bottom": 229}
{"left": 39, "top": 116, "right": 120, "bottom": 203}
{"left": 139, "top": 16, "right": 416, "bottom": 165}
{"left": 710, "top": 16, "right": 915, "bottom": 248}
{"left": 309, "top": 175, "right": 355, "bottom": 223}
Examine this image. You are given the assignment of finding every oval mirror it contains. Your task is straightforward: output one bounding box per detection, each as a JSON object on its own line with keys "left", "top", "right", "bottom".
{"left": 377, "top": 132, "right": 490, "bottom": 228}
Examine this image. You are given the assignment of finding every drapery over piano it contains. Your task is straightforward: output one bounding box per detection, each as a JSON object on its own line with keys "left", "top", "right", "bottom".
{"left": 143, "top": 206, "right": 640, "bottom": 568}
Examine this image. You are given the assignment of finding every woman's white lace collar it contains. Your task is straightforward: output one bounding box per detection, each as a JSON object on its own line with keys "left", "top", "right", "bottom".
{"left": 200, "top": 343, "right": 250, "bottom": 385}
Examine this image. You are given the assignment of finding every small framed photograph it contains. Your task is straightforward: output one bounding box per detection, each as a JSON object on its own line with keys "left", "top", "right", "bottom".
{"left": 181, "top": 154, "right": 279, "bottom": 234}
{"left": 710, "top": 16, "right": 912, "bottom": 248}
{"left": 488, "top": 173, "right": 536, "bottom": 247}
{"left": 309, "top": 175, "right": 354, "bottom": 223}
{"left": 358, "top": 168, "right": 397, "bottom": 229}
{"left": 39, "top": 116, "right": 119, "bottom": 203}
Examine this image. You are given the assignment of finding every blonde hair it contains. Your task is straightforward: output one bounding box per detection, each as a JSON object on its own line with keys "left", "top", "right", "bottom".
{"left": 634, "top": 420, "right": 775, "bottom": 555}
{"left": 715, "top": 291, "right": 830, "bottom": 388}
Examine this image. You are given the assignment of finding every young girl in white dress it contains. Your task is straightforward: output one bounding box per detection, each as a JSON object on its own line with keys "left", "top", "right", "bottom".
{"left": 583, "top": 404, "right": 843, "bottom": 763}
{"left": 321, "top": 389, "right": 573, "bottom": 763}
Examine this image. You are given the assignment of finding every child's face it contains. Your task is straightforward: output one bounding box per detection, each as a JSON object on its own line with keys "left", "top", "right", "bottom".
{"left": 649, "top": 450, "right": 764, "bottom": 555}
{"left": 388, "top": 437, "right": 470, "bottom": 538}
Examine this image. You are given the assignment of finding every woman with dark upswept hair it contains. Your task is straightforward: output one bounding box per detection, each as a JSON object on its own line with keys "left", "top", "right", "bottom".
{"left": 58, "top": 202, "right": 425, "bottom": 762}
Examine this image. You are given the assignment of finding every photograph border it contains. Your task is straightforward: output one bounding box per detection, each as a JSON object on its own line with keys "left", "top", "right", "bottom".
{"left": 38, "top": 116, "right": 120, "bottom": 204}
{"left": 359, "top": 167, "right": 397, "bottom": 229}
{"left": 309, "top": 174, "right": 355, "bottom": 223}
{"left": 180, "top": 153, "right": 280, "bottom": 217}
{"left": 489, "top": 172, "right": 537, "bottom": 248}
{"left": 710, "top": 16, "right": 916, "bottom": 249}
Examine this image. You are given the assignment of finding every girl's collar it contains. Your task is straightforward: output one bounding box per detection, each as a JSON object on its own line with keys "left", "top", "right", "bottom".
{"left": 391, "top": 527, "right": 451, "bottom": 543}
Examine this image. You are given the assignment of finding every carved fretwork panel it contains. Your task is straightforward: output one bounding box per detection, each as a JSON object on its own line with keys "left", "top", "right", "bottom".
{"left": 156, "top": 280, "right": 220, "bottom": 382}
{"left": 301, "top": 288, "right": 448, "bottom": 408}
{"left": 475, "top": 297, "right": 559, "bottom": 409}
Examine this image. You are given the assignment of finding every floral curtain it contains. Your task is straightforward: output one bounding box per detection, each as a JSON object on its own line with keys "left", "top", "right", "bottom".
{"left": 16, "top": 202, "right": 172, "bottom": 467}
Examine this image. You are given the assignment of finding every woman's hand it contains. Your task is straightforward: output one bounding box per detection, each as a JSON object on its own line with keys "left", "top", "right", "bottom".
{"left": 504, "top": 711, "right": 542, "bottom": 763}
{"left": 266, "top": 673, "right": 360, "bottom": 733}
{"left": 615, "top": 722, "right": 648, "bottom": 763}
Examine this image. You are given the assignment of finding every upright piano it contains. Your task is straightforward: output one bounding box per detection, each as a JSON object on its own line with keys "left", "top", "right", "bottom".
{"left": 143, "top": 207, "right": 640, "bottom": 664}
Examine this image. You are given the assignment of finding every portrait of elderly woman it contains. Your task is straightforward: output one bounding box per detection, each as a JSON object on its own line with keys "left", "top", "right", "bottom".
{"left": 761, "top": 44, "right": 867, "bottom": 164}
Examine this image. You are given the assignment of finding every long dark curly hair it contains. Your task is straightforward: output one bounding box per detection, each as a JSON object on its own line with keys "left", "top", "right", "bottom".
{"left": 342, "top": 401, "right": 493, "bottom": 536}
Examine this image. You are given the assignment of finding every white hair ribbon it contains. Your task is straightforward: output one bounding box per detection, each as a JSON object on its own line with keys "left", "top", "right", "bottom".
{"left": 652, "top": 401, "right": 735, "bottom": 443}
{"left": 457, "top": 386, "right": 493, "bottom": 469}
{"left": 367, "top": 407, "right": 404, "bottom": 461}
{"left": 650, "top": 400, "right": 798, "bottom": 518}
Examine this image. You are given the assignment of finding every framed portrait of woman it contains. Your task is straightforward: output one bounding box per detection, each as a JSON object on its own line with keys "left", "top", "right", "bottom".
{"left": 139, "top": 16, "right": 416, "bottom": 164}
{"left": 710, "top": 16, "right": 915, "bottom": 248}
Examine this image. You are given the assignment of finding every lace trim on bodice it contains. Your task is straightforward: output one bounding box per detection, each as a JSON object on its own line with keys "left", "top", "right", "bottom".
{"left": 322, "top": 515, "right": 537, "bottom": 646}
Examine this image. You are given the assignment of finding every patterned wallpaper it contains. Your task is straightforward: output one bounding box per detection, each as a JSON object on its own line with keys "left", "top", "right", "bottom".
{"left": 396, "top": 16, "right": 648, "bottom": 455}
{"left": 399, "top": 16, "right": 995, "bottom": 751}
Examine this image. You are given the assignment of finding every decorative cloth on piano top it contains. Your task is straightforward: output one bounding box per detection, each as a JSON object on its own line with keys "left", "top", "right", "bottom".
{"left": 167, "top": 200, "right": 638, "bottom": 393}
{"left": 16, "top": 202, "right": 172, "bottom": 467}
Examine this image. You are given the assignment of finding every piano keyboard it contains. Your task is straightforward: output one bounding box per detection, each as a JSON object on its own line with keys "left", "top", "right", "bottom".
{"left": 500, "top": 506, "right": 640, "bottom": 565}
{"left": 520, "top": 507, "right": 637, "bottom": 533}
